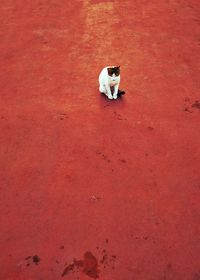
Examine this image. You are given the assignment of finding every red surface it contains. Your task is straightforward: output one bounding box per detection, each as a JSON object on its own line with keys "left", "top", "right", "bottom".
{"left": 1, "top": 0, "right": 200, "bottom": 279}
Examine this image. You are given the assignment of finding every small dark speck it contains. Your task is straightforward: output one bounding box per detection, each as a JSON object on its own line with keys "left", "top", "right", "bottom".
{"left": 60, "top": 245, "right": 65, "bottom": 250}
{"left": 25, "top": 256, "right": 32, "bottom": 260}
{"left": 184, "top": 107, "right": 193, "bottom": 113}
{"left": 26, "top": 263, "right": 30, "bottom": 267}
{"left": 147, "top": 126, "right": 154, "bottom": 130}
{"left": 192, "top": 100, "right": 200, "bottom": 110}
{"left": 105, "top": 239, "right": 109, "bottom": 243}
{"left": 32, "top": 255, "right": 40, "bottom": 265}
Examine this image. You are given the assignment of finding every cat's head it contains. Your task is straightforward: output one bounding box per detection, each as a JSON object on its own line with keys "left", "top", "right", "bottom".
{"left": 107, "top": 66, "right": 120, "bottom": 77}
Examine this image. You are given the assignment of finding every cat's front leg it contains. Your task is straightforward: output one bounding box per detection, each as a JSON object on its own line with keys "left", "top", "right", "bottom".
{"left": 105, "top": 85, "right": 113, "bottom": 99}
{"left": 113, "top": 84, "right": 119, "bottom": 99}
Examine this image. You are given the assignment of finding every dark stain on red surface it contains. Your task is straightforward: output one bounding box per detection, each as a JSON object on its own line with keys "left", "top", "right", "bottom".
{"left": 183, "top": 98, "right": 193, "bottom": 112}
{"left": 184, "top": 99, "right": 200, "bottom": 112}
{"left": 24, "top": 255, "right": 41, "bottom": 267}
{"left": 32, "top": 255, "right": 41, "bottom": 265}
{"left": 184, "top": 107, "right": 193, "bottom": 113}
{"left": 99, "top": 248, "right": 117, "bottom": 270}
{"left": 62, "top": 263, "right": 76, "bottom": 277}
{"left": 119, "top": 159, "right": 127, "bottom": 163}
{"left": 147, "top": 126, "right": 154, "bottom": 130}
{"left": 100, "top": 253, "right": 108, "bottom": 265}
{"left": 83, "top": 252, "right": 99, "bottom": 278}
{"left": 192, "top": 101, "right": 200, "bottom": 110}
{"left": 114, "top": 111, "right": 127, "bottom": 120}
{"left": 96, "top": 150, "right": 111, "bottom": 163}
{"left": 62, "top": 251, "right": 99, "bottom": 278}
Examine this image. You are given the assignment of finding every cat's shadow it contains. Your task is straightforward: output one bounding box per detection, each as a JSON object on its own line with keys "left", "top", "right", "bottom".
{"left": 98, "top": 92, "right": 126, "bottom": 108}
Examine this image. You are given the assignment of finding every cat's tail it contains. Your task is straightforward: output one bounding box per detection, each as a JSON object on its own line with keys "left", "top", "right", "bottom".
{"left": 118, "top": 89, "right": 125, "bottom": 96}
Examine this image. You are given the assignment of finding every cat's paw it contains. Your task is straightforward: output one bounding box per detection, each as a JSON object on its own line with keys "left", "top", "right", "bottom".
{"left": 113, "top": 94, "right": 118, "bottom": 100}
{"left": 108, "top": 95, "right": 113, "bottom": 100}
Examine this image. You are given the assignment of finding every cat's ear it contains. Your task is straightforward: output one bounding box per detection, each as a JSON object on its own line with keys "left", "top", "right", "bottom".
{"left": 107, "top": 67, "right": 112, "bottom": 76}
{"left": 115, "top": 66, "right": 120, "bottom": 76}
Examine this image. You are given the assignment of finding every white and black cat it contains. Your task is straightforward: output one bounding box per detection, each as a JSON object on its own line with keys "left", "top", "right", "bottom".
{"left": 99, "top": 66, "right": 125, "bottom": 100}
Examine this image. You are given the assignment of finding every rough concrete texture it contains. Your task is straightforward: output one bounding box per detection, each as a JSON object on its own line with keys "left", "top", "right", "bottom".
{"left": 0, "top": 0, "right": 200, "bottom": 279}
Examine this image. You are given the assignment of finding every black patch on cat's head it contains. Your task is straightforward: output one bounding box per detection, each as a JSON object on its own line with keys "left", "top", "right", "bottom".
{"left": 107, "top": 66, "right": 120, "bottom": 77}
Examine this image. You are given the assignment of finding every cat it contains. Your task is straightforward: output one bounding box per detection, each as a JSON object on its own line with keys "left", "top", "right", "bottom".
{"left": 99, "top": 66, "right": 125, "bottom": 100}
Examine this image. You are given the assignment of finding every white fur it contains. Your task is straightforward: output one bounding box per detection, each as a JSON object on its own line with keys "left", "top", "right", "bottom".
{"left": 99, "top": 66, "right": 120, "bottom": 100}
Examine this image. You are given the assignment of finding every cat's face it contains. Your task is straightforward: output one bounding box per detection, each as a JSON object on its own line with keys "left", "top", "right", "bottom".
{"left": 107, "top": 66, "right": 120, "bottom": 77}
